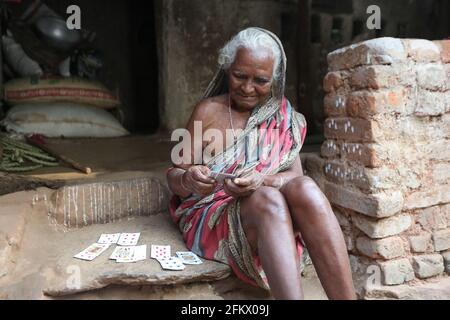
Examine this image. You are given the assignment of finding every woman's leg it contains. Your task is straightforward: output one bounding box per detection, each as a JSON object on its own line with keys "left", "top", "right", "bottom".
{"left": 280, "top": 176, "right": 356, "bottom": 300}
{"left": 239, "top": 186, "right": 303, "bottom": 299}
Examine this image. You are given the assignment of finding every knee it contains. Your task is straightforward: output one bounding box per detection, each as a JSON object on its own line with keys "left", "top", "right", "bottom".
{"left": 248, "top": 186, "right": 290, "bottom": 224}
{"left": 282, "top": 176, "right": 328, "bottom": 209}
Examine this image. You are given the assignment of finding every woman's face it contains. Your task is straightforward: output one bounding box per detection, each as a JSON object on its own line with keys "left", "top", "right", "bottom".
{"left": 227, "top": 47, "right": 274, "bottom": 111}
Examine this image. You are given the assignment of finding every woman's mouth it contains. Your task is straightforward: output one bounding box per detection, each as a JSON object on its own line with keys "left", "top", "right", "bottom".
{"left": 238, "top": 95, "right": 257, "bottom": 100}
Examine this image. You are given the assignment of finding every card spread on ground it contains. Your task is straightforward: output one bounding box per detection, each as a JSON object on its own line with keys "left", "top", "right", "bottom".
{"left": 97, "top": 233, "right": 121, "bottom": 244}
{"left": 109, "top": 246, "right": 133, "bottom": 260}
{"left": 156, "top": 256, "right": 185, "bottom": 271}
{"left": 74, "top": 243, "right": 110, "bottom": 261}
{"left": 176, "top": 251, "right": 203, "bottom": 265}
{"left": 110, "top": 245, "right": 147, "bottom": 262}
{"left": 117, "top": 233, "right": 140, "bottom": 246}
{"left": 151, "top": 245, "right": 171, "bottom": 259}
{"left": 116, "top": 245, "right": 147, "bottom": 263}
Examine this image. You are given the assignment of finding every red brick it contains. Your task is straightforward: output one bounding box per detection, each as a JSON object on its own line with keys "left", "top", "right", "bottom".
{"left": 347, "top": 89, "right": 406, "bottom": 119}
{"left": 324, "top": 161, "right": 347, "bottom": 184}
{"left": 320, "top": 140, "right": 340, "bottom": 158}
{"left": 417, "top": 64, "right": 447, "bottom": 91}
{"left": 346, "top": 92, "right": 377, "bottom": 118}
{"left": 324, "top": 117, "right": 378, "bottom": 142}
{"left": 324, "top": 181, "right": 404, "bottom": 218}
{"left": 341, "top": 142, "right": 379, "bottom": 168}
{"left": 440, "top": 40, "right": 450, "bottom": 63}
{"left": 350, "top": 66, "right": 394, "bottom": 90}
{"left": 324, "top": 93, "right": 347, "bottom": 117}
{"left": 323, "top": 72, "right": 344, "bottom": 93}
{"left": 327, "top": 38, "right": 406, "bottom": 71}
{"left": 350, "top": 65, "right": 415, "bottom": 90}
{"left": 403, "top": 39, "right": 441, "bottom": 62}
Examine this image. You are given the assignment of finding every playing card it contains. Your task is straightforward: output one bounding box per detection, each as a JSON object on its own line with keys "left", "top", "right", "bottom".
{"left": 156, "top": 256, "right": 185, "bottom": 271}
{"left": 109, "top": 246, "right": 133, "bottom": 260}
{"left": 151, "top": 245, "right": 171, "bottom": 259}
{"left": 176, "top": 251, "right": 203, "bottom": 265}
{"left": 131, "top": 245, "right": 147, "bottom": 261}
{"left": 117, "top": 233, "right": 140, "bottom": 246}
{"left": 209, "top": 171, "right": 236, "bottom": 184}
{"left": 97, "top": 233, "right": 121, "bottom": 244}
{"left": 74, "top": 243, "right": 110, "bottom": 261}
{"left": 115, "top": 245, "right": 147, "bottom": 263}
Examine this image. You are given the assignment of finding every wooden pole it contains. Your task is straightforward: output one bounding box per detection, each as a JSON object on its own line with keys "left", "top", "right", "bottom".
{"left": 26, "top": 137, "right": 92, "bottom": 174}
{"left": 297, "top": 0, "right": 317, "bottom": 135}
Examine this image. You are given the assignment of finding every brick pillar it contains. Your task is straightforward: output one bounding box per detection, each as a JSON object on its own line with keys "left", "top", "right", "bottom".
{"left": 320, "top": 37, "right": 450, "bottom": 296}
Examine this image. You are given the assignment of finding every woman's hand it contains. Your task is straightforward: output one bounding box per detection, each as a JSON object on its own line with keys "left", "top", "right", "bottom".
{"left": 223, "top": 170, "right": 265, "bottom": 198}
{"left": 182, "top": 165, "right": 217, "bottom": 196}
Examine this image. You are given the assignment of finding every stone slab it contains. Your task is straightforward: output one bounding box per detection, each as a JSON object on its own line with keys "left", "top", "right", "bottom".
{"left": 42, "top": 214, "right": 231, "bottom": 296}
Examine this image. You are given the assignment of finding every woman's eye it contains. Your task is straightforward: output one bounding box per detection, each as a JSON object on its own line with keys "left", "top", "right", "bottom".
{"left": 255, "top": 78, "right": 269, "bottom": 84}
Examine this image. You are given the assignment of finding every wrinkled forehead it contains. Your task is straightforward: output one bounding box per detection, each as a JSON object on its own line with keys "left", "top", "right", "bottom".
{"left": 231, "top": 47, "right": 275, "bottom": 72}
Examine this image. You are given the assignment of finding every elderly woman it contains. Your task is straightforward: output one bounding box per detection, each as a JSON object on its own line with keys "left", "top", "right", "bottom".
{"left": 167, "top": 28, "right": 355, "bottom": 300}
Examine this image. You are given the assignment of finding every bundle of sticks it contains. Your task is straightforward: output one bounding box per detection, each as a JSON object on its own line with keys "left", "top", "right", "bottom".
{"left": 0, "top": 133, "right": 92, "bottom": 174}
{"left": 0, "top": 133, "right": 59, "bottom": 172}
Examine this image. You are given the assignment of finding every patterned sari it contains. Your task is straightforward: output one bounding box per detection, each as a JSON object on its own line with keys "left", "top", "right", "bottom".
{"left": 169, "top": 28, "right": 307, "bottom": 289}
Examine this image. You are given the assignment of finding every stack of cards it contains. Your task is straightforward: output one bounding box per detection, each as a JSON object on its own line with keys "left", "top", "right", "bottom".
{"left": 74, "top": 243, "right": 111, "bottom": 261}
{"left": 110, "top": 245, "right": 147, "bottom": 263}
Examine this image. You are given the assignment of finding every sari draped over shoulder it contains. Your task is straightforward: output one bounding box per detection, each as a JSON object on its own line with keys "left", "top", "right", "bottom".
{"left": 168, "top": 28, "right": 307, "bottom": 289}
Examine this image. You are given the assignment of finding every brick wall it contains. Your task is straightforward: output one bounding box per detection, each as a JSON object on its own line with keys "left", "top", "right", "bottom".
{"left": 317, "top": 37, "right": 450, "bottom": 295}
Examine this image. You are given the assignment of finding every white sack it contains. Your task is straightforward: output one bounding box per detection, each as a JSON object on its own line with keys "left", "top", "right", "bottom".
{"left": 1, "top": 103, "right": 129, "bottom": 138}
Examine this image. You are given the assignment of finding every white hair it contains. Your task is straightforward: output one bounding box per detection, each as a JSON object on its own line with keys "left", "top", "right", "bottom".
{"left": 218, "top": 28, "right": 282, "bottom": 81}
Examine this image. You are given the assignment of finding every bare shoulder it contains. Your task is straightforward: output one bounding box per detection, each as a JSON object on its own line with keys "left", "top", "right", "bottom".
{"left": 190, "top": 94, "right": 227, "bottom": 122}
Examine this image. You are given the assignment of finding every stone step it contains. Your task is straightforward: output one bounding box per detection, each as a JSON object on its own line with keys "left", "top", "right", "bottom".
{"left": 47, "top": 171, "right": 170, "bottom": 228}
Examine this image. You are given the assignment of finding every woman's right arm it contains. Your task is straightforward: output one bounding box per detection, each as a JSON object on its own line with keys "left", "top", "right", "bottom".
{"left": 167, "top": 166, "right": 217, "bottom": 198}
{"left": 167, "top": 167, "right": 192, "bottom": 198}
{"left": 166, "top": 100, "right": 217, "bottom": 198}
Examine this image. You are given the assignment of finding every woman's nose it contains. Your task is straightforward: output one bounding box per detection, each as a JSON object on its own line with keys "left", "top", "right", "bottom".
{"left": 241, "top": 80, "right": 255, "bottom": 95}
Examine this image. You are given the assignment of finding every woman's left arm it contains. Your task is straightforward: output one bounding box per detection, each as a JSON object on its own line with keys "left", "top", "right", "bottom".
{"left": 263, "top": 154, "right": 303, "bottom": 188}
